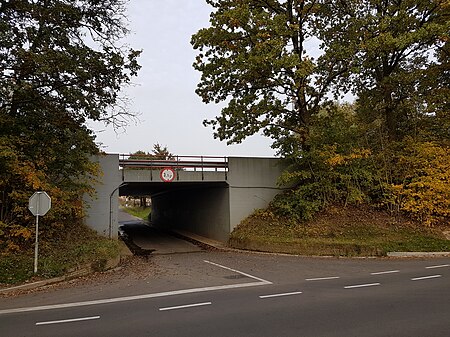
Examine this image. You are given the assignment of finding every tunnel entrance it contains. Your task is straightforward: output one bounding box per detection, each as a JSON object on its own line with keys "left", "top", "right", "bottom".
{"left": 119, "top": 181, "right": 230, "bottom": 243}
{"left": 117, "top": 209, "right": 204, "bottom": 256}
{"left": 84, "top": 155, "right": 285, "bottom": 243}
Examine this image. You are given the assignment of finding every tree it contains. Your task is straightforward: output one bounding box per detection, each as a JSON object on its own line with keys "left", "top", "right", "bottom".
{"left": 193, "top": 1, "right": 450, "bottom": 226}
{"left": 318, "top": 0, "right": 449, "bottom": 141}
{"left": 151, "top": 143, "right": 174, "bottom": 160}
{"left": 191, "top": 0, "right": 349, "bottom": 156}
{"left": 0, "top": 0, "right": 140, "bottom": 251}
{"left": 127, "top": 144, "right": 174, "bottom": 208}
{"left": 129, "top": 143, "right": 174, "bottom": 161}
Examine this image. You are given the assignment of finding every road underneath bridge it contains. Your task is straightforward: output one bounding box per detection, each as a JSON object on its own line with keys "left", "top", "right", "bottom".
{"left": 118, "top": 210, "right": 202, "bottom": 255}
{"left": 84, "top": 155, "right": 286, "bottom": 242}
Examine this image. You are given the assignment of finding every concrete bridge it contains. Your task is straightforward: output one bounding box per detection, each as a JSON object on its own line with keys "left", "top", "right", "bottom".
{"left": 84, "top": 154, "right": 286, "bottom": 242}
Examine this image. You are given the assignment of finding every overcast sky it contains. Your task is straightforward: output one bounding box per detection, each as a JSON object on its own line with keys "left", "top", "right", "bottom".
{"left": 90, "top": 0, "right": 276, "bottom": 157}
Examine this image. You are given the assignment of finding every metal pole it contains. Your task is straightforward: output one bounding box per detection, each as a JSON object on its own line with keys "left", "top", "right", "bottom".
{"left": 34, "top": 193, "right": 41, "bottom": 273}
{"left": 34, "top": 215, "right": 39, "bottom": 273}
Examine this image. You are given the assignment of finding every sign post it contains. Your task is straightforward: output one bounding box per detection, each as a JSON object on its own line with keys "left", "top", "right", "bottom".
{"left": 28, "top": 191, "right": 51, "bottom": 273}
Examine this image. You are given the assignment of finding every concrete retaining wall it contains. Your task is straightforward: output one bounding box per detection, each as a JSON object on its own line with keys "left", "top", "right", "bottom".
{"left": 227, "top": 157, "right": 285, "bottom": 231}
{"left": 83, "top": 154, "right": 122, "bottom": 238}
{"left": 84, "top": 155, "right": 286, "bottom": 242}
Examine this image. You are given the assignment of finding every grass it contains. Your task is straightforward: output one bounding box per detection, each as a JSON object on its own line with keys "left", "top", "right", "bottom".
{"left": 122, "top": 206, "right": 151, "bottom": 221}
{"left": 229, "top": 205, "right": 450, "bottom": 257}
{"left": 0, "top": 224, "right": 120, "bottom": 286}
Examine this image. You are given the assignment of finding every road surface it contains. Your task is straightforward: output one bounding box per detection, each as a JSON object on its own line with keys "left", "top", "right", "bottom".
{"left": 1, "top": 250, "right": 449, "bottom": 336}
{"left": 118, "top": 209, "right": 202, "bottom": 254}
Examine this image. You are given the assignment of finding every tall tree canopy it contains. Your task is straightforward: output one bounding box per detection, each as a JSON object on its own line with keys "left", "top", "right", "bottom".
{"left": 0, "top": 0, "right": 140, "bottom": 251}
{"left": 191, "top": 0, "right": 349, "bottom": 155}
{"left": 193, "top": 0, "right": 449, "bottom": 151}
{"left": 318, "top": 0, "right": 450, "bottom": 141}
{"left": 193, "top": 0, "right": 450, "bottom": 225}
{"left": 1, "top": 0, "right": 141, "bottom": 127}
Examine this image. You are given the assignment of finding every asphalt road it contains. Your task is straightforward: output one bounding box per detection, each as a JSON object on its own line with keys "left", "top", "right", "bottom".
{"left": 1, "top": 251, "right": 449, "bottom": 337}
{"left": 118, "top": 210, "right": 202, "bottom": 254}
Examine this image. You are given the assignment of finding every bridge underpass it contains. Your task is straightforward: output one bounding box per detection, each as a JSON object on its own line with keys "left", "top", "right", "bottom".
{"left": 120, "top": 181, "right": 230, "bottom": 242}
{"left": 84, "top": 154, "right": 286, "bottom": 243}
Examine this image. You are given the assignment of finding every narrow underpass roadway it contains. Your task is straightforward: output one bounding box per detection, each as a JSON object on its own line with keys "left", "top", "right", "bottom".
{"left": 0, "top": 224, "right": 449, "bottom": 337}
{"left": 118, "top": 210, "right": 203, "bottom": 255}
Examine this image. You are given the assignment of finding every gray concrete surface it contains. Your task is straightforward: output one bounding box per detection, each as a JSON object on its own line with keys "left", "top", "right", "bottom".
{"left": 84, "top": 155, "right": 286, "bottom": 242}
{"left": 83, "top": 154, "right": 122, "bottom": 238}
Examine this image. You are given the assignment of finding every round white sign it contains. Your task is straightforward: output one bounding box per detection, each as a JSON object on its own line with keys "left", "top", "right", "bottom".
{"left": 160, "top": 168, "right": 175, "bottom": 182}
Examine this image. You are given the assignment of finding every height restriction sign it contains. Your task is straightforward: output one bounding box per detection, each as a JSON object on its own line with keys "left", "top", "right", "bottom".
{"left": 160, "top": 168, "right": 175, "bottom": 182}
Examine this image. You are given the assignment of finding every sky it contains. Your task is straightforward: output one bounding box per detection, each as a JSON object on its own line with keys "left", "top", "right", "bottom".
{"left": 90, "top": 0, "right": 276, "bottom": 157}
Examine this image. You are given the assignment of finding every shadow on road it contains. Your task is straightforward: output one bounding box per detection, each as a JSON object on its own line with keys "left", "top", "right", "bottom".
{"left": 118, "top": 211, "right": 203, "bottom": 256}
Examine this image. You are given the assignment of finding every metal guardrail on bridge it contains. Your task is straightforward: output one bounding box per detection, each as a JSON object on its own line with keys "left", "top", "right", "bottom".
{"left": 119, "top": 154, "right": 229, "bottom": 172}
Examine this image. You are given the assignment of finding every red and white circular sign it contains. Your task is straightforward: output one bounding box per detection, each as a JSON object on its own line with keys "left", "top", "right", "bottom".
{"left": 160, "top": 168, "right": 176, "bottom": 182}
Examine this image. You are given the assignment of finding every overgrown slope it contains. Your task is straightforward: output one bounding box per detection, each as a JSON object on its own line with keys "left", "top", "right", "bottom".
{"left": 229, "top": 205, "right": 450, "bottom": 256}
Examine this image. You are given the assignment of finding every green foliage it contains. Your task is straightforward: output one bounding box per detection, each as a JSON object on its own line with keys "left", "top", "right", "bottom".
{"left": 193, "top": 1, "right": 448, "bottom": 150}
{"left": 274, "top": 104, "right": 450, "bottom": 226}
{"left": 192, "top": 0, "right": 347, "bottom": 149}
{"left": 272, "top": 185, "right": 324, "bottom": 221}
{"left": 123, "top": 206, "right": 151, "bottom": 221}
{"left": 0, "top": 0, "right": 141, "bottom": 127}
{"left": 229, "top": 206, "right": 450, "bottom": 256}
{"left": 318, "top": 0, "right": 449, "bottom": 140}
{"left": 129, "top": 143, "right": 174, "bottom": 161}
{"left": 274, "top": 103, "right": 374, "bottom": 220}
{"left": 0, "top": 1, "right": 140, "bottom": 254}
{"left": 195, "top": 1, "right": 449, "bottom": 227}
{"left": 0, "top": 224, "right": 119, "bottom": 284}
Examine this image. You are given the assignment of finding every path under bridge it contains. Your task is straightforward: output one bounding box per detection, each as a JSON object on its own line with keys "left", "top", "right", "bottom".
{"left": 84, "top": 154, "right": 286, "bottom": 242}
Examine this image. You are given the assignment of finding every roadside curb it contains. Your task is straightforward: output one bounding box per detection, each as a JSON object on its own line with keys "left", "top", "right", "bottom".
{"left": 170, "top": 229, "right": 228, "bottom": 251}
{"left": 174, "top": 230, "right": 450, "bottom": 259}
{"left": 387, "top": 252, "right": 450, "bottom": 257}
{"left": 0, "top": 241, "right": 132, "bottom": 295}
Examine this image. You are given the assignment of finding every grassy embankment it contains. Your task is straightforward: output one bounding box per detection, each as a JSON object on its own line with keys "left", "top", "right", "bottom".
{"left": 229, "top": 205, "right": 450, "bottom": 256}
{"left": 122, "top": 206, "right": 151, "bottom": 221}
{"left": 0, "top": 224, "right": 120, "bottom": 286}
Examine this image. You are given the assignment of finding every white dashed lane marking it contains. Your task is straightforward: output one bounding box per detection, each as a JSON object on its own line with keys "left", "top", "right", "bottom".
{"left": 344, "top": 283, "right": 381, "bottom": 289}
{"left": 0, "top": 261, "right": 271, "bottom": 315}
{"left": 259, "top": 291, "right": 303, "bottom": 299}
{"left": 305, "top": 276, "right": 340, "bottom": 281}
{"left": 370, "top": 270, "right": 400, "bottom": 275}
{"left": 425, "top": 264, "right": 449, "bottom": 269}
{"left": 159, "top": 302, "right": 212, "bottom": 312}
{"left": 36, "top": 316, "right": 100, "bottom": 326}
{"left": 411, "top": 275, "right": 442, "bottom": 281}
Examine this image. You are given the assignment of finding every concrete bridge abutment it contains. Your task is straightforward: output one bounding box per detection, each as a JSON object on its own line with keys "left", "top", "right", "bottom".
{"left": 84, "top": 154, "right": 286, "bottom": 243}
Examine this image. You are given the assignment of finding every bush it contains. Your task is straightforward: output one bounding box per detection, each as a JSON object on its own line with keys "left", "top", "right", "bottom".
{"left": 388, "top": 140, "right": 450, "bottom": 226}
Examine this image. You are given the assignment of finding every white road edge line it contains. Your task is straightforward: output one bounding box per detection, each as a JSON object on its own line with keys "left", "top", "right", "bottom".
{"left": 159, "top": 302, "right": 211, "bottom": 312}
{"left": 426, "top": 264, "right": 449, "bottom": 269}
{"left": 36, "top": 316, "right": 100, "bottom": 326}
{"left": 203, "top": 260, "right": 272, "bottom": 284}
{"left": 0, "top": 282, "right": 267, "bottom": 315}
{"left": 411, "top": 275, "right": 442, "bottom": 281}
{"left": 259, "top": 291, "right": 303, "bottom": 299}
{"left": 344, "top": 283, "right": 380, "bottom": 289}
{"left": 370, "top": 270, "right": 400, "bottom": 275}
{"left": 305, "top": 276, "right": 340, "bottom": 281}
